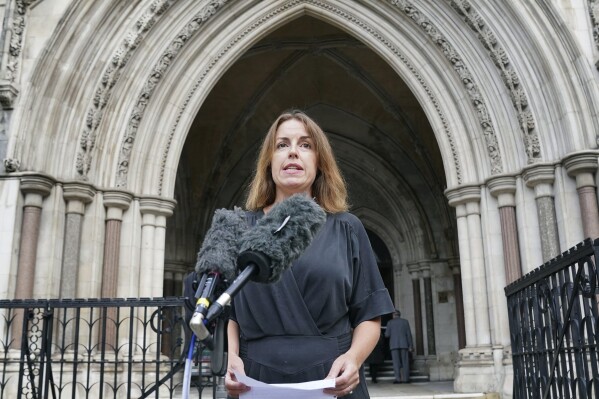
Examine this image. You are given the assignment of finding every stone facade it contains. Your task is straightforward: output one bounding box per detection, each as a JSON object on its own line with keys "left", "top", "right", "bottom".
{"left": 1, "top": 1, "right": 599, "bottom": 397}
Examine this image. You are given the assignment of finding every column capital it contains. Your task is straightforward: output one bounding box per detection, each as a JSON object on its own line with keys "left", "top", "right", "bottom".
{"left": 522, "top": 162, "right": 555, "bottom": 187}
{"left": 20, "top": 173, "right": 55, "bottom": 207}
{"left": 445, "top": 184, "right": 481, "bottom": 208}
{"left": 103, "top": 189, "right": 133, "bottom": 221}
{"left": 448, "top": 258, "right": 461, "bottom": 275}
{"left": 563, "top": 150, "right": 598, "bottom": 175}
{"left": 563, "top": 150, "right": 598, "bottom": 189}
{"left": 139, "top": 196, "right": 177, "bottom": 218}
{"left": 487, "top": 174, "right": 517, "bottom": 207}
{"left": 20, "top": 173, "right": 55, "bottom": 196}
{"left": 420, "top": 264, "right": 431, "bottom": 278}
{"left": 63, "top": 182, "right": 96, "bottom": 214}
{"left": 407, "top": 262, "right": 421, "bottom": 278}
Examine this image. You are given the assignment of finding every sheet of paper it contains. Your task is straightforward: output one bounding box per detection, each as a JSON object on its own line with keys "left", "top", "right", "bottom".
{"left": 233, "top": 371, "right": 336, "bottom": 399}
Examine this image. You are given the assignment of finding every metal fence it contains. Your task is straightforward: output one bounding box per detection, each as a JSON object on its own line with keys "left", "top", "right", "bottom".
{"left": 505, "top": 238, "right": 599, "bottom": 399}
{"left": 0, "top": 297, "right": 214, "bottom": 398}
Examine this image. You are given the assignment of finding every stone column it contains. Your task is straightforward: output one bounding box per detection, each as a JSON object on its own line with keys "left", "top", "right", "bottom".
{"left": 60, "top": 182, "right": 95, "bottom": 299}
{"left": 447, "top": 200, "right": 476, "bottom": 347}
{"left": 563, "top": 151, "right": 599, "bottom": 240}
{"left": 449, "top": 258, "right": 466, "bottom": 349}
{"left": 487, "top": 175, "right": 522, "bottom": 284}
{"left": 101, "top": 191, "right": 133, "bottom": 299}
{"left": 447, "top": 185, "right": 491, "bottom": 347}
{"left": 420, "top": 262, "right": 436, "bottom": 355}
{"left": 101, "top": 190, "right": 132, "bottom": 351}
{"left": 447, "top": 185, "right": 496, "bottom": 392}
{"left": 408, "top": 263, "right": 424, "bottom": 356}
{"left": 137, "top": 197, "right": 176, "bottom": 358}
{"left": 138, "top": 197, "right": 176, "bottom": 298}
{"left": 12, "top": 174, "right": 54, "bottom": 348}
{"left": 522, "top": 163, "right": 560, "bottom": 262}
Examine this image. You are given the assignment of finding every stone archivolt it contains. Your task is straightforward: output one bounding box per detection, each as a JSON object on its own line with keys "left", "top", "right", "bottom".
{"left": 75, "top": 0, "right": 175, "bottom": 180}
{"left": 448, "top": 0, "right": 540, "bottom": 165}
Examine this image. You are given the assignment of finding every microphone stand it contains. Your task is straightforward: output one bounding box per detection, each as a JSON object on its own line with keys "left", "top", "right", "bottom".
{"left": 210, "top": 311, "right": 228, "bottom": 399}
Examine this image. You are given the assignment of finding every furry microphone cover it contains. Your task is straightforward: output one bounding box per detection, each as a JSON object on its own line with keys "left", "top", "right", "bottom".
{"left": 195, "top": 207, "right": 247, "bottom": 281}
{"left": 237, "top": 194, "right": 327, "bottom": 283}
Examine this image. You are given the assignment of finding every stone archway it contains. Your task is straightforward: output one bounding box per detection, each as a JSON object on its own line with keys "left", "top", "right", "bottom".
{"left": 3, "top": 1, "right": 599, "bottom": 397}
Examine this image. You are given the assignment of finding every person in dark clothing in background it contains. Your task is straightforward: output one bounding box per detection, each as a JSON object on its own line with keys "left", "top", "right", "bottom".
{"left": 384, "top": 309, "right": 412, "bottom": 384}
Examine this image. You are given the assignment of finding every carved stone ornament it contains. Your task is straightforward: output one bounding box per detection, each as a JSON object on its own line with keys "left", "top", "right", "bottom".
{"left": 389, "top": 0, "right": 503, "bottom": 175}
{"left": 0, "top": 80, "right": 20, "bottom": 109}
{"left": 0, "top": 0, "right": 31, "bottom": 109}
{"left": 4, "top": 158, "right": 21, "bottom": 172}
{"left": 76, "top": 0, "right": 175, "bottom": 180}
{"left": 589, "top": 0, "right": 599, "bottom": 58}
{"left": 116, "top": 0, "right": 229, "bottom": 188}
{"left": 448, "top": 0, "right": 541, "bottom": 164}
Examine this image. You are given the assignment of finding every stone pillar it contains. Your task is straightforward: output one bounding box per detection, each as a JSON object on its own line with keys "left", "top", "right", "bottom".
{"left": 522, "top": 163, "right": 560, "bottom": 262}
{"left": 101, "top": 190, "right": 133, "bottom": 351}
{"left": 563, "top": 151, "right": 599, "bottom": 240}
{"left": 452, "top": 202, "right": 476, "bottom": 347}
{"left": 449, "top": 259, "right": 466, "bottom": 349}
{"left": 138, "top": 197, "right": 176, "bottom": 298}
{"left": 420, "top": 263, "right": 436, "bottom": 355}
{"left": 101, "top": 191, "right": 133, "bottom": 299}
{"left": 408, "top": 263, "right": 424, "bottom": 356}
{"left": 446, "top": 185, "right": 496, "bottom": 392}
{"left": 487, "top": 175, "right": 522, "bottom": 284}
{"left": 447, "top": 185, "right": 491, "bottom": 347}
{"left": 137, "top": 197, "right": 176, "bottom": 357}
{"left": 60, "top": 182, "right": 95, "bottom": 299}
{"left": 12, "top": 174, "right": 54, "bottom": 348}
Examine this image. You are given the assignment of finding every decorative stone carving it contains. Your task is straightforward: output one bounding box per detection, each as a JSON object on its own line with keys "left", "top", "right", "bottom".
{"left": 448, "top": 0, "right": 541, "bottom": 165}
{"left": 389, "top": 0, "right": 503, "bottom": 175}
{"left": 4, "top": 158, "right": 20, "bottom": 172}
{"left": 0, "top": 0, "right": 32, "bottom": 108}
{"left": 589, "top": 0, "right": 599, "bottom": 61}
{"left": 116, "top": 0, "right": 229, "bottom": 188}
{"left": 0, "top": 80, "right": 19, "bottom": 109}
{"left": 75, "top": 0, "right": 175, "bottom": 180}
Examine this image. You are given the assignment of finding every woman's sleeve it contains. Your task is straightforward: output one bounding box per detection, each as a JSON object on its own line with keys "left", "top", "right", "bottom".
{"left": 347, "top": 216, "right": 395, "bottom": 327}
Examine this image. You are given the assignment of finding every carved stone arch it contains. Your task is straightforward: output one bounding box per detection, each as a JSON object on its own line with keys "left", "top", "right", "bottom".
{"left": 351, "top": 207, "right": 404, "bottom": 268}
{"left": 5, "top": 0, "right": 180, "bottom": 180}
{"left": 125, "top": 0, "right": 488, "bottom": 197}
{"left": 330, "top": 133, "right": 433, "bottom": 262}
{"left": 7, "top": 0, "right": 599, "bottom": 196}
{"left": 124, "top": 0, "right": 599, "bottom": 194}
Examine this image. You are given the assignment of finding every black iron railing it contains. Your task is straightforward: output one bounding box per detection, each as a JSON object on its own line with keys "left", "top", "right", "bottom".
{"left": 0, "top": 297, "right": 213, "bottom": 398}
{"left": 505, "top": 238, "right": 599, "bottom": 399}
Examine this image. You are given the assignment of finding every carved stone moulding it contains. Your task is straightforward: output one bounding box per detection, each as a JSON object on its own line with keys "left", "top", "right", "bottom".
{"left": 0, "top": 80, "right": 19, "bottom": 109}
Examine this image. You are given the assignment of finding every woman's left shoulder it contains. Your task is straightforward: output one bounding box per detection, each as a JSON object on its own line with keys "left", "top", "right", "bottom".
{"left": 329, "top": 212, "right": 365, "bottom": 230}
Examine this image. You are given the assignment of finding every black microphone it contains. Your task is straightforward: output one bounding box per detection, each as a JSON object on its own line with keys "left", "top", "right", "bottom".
{"left": 189, "top": 207, "right": 247, "bottom": 342}
{"left": 205, "top": 194, "right": 326, "bottom": 322}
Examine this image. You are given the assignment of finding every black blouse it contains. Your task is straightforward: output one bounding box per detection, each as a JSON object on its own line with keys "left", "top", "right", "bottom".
{"left": 231, "top": 211, "right": 394, "bottom": 340}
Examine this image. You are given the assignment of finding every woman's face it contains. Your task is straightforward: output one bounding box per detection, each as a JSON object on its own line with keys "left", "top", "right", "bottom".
{"left": 270, "top": 118, "right": 318, "bottom": 201}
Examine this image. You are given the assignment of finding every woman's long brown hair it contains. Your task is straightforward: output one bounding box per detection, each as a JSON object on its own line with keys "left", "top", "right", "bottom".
{"left": 245, "top": 110, "right": 348, "bottom": 213}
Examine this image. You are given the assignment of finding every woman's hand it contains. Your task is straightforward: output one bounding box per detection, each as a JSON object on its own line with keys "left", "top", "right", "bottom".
{"left": 224, "top": 353, "right": 250, "bottom": 398}
{"left": 323, "top": 352, "right": 360, "bottom": 397}
{"left": 324, "top": 318, "right": 382, "bottom": 397}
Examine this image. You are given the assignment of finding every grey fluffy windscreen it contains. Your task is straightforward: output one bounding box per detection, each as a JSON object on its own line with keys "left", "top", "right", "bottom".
{"left": 238, "top": 194, "right": 327, "bottom": 283}
{"left": 195, "top": 207, "right": 247, "bottom": 281}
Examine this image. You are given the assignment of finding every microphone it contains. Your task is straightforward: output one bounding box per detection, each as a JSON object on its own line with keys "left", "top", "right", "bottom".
{"left": 189, "top": 207, "right": 247, "bottom": 343}
{"left": 205, "top": 194, "right": 327, "bottom": 322}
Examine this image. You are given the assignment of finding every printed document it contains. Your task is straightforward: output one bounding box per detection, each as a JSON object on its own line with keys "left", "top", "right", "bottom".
{"left": 233, "top": 371, "right": 335, "bottom": 399}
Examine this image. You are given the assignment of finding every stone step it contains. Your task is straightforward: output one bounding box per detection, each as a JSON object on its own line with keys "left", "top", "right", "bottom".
{"left": 365, "top": 360, "right": 429, "bottom": 382}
